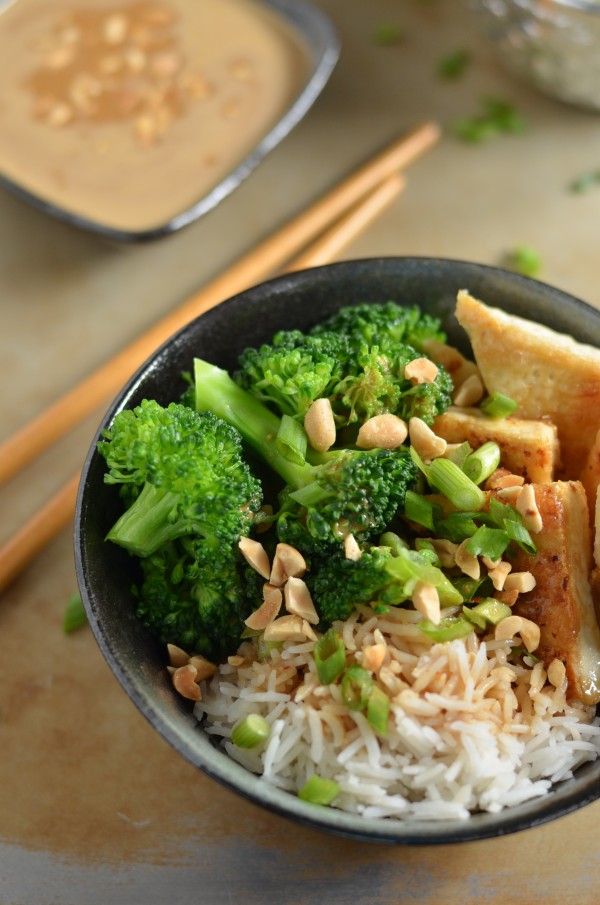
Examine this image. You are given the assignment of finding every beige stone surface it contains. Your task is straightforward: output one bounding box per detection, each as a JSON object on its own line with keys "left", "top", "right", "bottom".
{"left": 2, "top": 1, "right": 600, "bottom": 902}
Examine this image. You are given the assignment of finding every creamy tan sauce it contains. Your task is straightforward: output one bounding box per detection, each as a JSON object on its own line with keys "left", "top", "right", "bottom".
{"left": 0, "top": 0, "right": 309, "bottom": 233}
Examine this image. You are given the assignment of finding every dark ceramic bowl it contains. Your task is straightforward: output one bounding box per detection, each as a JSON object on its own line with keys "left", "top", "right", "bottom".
{"left": 75, "top": 257, "right": 600, "bottom": 843}
{"left": 0, "top": 0, "right": 339, "bottom": 242}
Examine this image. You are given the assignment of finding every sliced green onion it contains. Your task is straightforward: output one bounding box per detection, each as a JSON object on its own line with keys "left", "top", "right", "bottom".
{"left": 502, "top": 518, "right": 537, "bottom": 555}
{"left": 469, "top": 597, "right": 512, "bottom": 626}
{"left": 63, "top": 592, "right": 87, "bottom": 634}
{"left": 444, "top": 441, "right": 472, "bottom": 468}
{"left": 298, "top": 774, "right": 340, "bottom": 806}
{"left": 256, "top": 637, "right": 283, "bottom": 661}
{"left": 415, "top": 538, "right": 441, "bottom": 567}
{"left": 314, "top": 629, "right": 346, "bottom": 685}
{"left": 504, "top": 245, "right": 541, "bottom": 279}
{"left": 465, "top": 525, "right": 510, "bottom": 561}
{"left": 367, "top": 685, "right": 390, "bottom": 736}
{"left": 438, "top": 48, "right": 471, "bottom": 80}
{"left": 428, "top": 457, "right": 486, "bottom": 512}
{"left": 231, "top": 714, "right": 270, "bottom": 749}
{"left": 488, "top": 496, "right": 519, "bottom": 525}
{"left": 453, "top": 574, "right": 489, "bottom": 602}
{"left": 384, "top": 548, "right": 463, "bottom": 607}
{"left": 462, "top": 605, "right": 487, "bottom": 630}
{"left": 480, "top": 392, "right": 518, "bottom": 419}
{"left": 436, "top": 512, "right": 479, "bottom": 543}
{"left": 409, "top": 444, "right": 431, "bottom": 480}
{"left": 379, "top": 531, "right": 409, "bottom": 556}
{"left": 463, "top": 441, "right": 501, "bottom": 485}
{"left": 341, "top": 665, "right": 373, "bottom": 711}
{"left": 289, "top": 480, "right": 329, "bottom": 507}
{"left": 418, "top": 615, "right": 474, "bottom": 642}
{"left": 372, "top": 602, "right": 390, "bottom": 615}
{"left": 276, "top": 414, "right": 307, "bottom": 465}
{"left": 404, "top": 490, "right": 441, "bottom": 531}
{"left": 372, "top": 21, "right": 404, "bottom": 45}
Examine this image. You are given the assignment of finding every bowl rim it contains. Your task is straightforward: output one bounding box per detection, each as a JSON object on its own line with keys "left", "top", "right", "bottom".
{"left": 0, "top": 0, "right": 339, "bottom": 242}
{"left": 75, "top": 256, "right": 600, "bottom": 844}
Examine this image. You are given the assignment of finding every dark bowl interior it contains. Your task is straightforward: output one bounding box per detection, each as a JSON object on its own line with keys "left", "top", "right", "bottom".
{"left": 75, "top": 257, "right": 600, "bottom": 843}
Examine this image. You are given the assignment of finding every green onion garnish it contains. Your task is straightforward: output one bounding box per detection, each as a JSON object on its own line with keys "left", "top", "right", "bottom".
{"left": 462, "top": 605, "right": 487, "bottom": 629}
{"left": 341, "top": 665, "right": 373, "bottom": 711}
{"left": 379, "top": 531, "right": 409, "bottom": 556}
{"left": 436, "top": 512, "right": 479, "bottom": 543}
{"left": 298, "top": 774, "right": 341, "bottom": 806}
{"left": 314, "top": 629, "right": 346, "bottom": 685}
{"left": 480, "top": 392, "right": 518, "bottom": 419}
{"left": 438, "top": 49, "right": 471, "bottom": 80}
{"left": 415, "top": 538, "right": 441, "bottom": 567}
{"left": 63, "top": 592, "right": 87, "bottom": 634}
{"left": 366, "top": 685, "right": 390, "bottom": 736}
{"left": 453, "top": 574, "right": 489, "bottom": 601}
{"left": 469, "top": 597, "right": 512, "bottom": 626}
{"left": 372, "top": 22, "right": 404, "bottom": 45}
{"left": 276, "top": 414, "right": 308, "bottom": 465}
{"left": 503, "top": 245, "right": 542, "bottom": 278}
{"left": 570, "top": 169, "right": 600, "bottom": 194}
{"left": 419, "top": 615, "right": 474, "bottom": 642}
{"left": 502, "top": 518, "right": 537, "bottom": 555}
{"left": 462, "top": 441, "right": 501, "bottom": 485}
{"left": 404, "top": 490, "right": 440, "bottom": 531}
{"left": 384, "top": 548, "right": 463, "bottom": 607}
{"left": 231, "top": 714, "right": 271, "bottom": 749}
{"left": 428, "top": 457, "right": 486, "bottom": 512}
{"left": 465, "top": 525, "right": 510, "bottom": 561}
{"left": 444, "top": 441, "right": 472, "bottom": 468}
{"left": 409, "top": 444, "right": 431, "bottom": 480}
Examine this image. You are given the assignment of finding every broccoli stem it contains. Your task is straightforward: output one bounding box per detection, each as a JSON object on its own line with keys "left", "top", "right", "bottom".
{"left": 194, "top": 358, "right": 315, "bottom": 489}
{"left": 106, "top": 483, "right": 183, "bottom": 556}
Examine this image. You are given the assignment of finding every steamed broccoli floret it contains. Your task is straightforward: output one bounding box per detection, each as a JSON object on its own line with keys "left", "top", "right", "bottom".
{"left": 235, "top": 329, "right": 350, "bottom": 419}
{"left": 98, "top": 400, "right": 262, "bottom": 557}
{"left": 98, "top": 400, "right": 264, "bottom": 658}
{"left": 310, "top": 301, "right": 445, "bottom": 354}
{"left": 135, "top": 537, "right": 253, "bottom": 658}
{"left": 306, "top": 545, "right": 398, "bottom": 624}
{"left": 333, "top": 342, "right": 454, "bottom": 426}
{"left": 194, "top": 358, "right": 418, "bottom": 553}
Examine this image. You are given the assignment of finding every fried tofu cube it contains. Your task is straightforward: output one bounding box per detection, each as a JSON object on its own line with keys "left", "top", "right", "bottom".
{"left": 433, "top": 407, "right": 559, "bottom": 483}
{"left": 512, "top": 480, "right": 600, "bottom": 705}
{"left": 455, "top": 289, "right": 600, "bottom": 478}
{"left": 580, "top": 429, "right": 600, "bottom": 517}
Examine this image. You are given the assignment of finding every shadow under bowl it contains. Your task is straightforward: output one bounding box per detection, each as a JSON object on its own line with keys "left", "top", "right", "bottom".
{"left": 75, "top": 256, "right": 600, "bottom": 844}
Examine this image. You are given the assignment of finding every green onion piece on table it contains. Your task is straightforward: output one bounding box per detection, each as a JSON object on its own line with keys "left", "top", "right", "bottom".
{"left": 275, "top": 414, "right": 308, "bottom": 465}
{"left": 367, "top": 685, "right": 390, "bottom": 736}
{"left": 462, "top": 441, "right": 501, "bottom": 484}
{"left": 63, "top": 592, "right": 87, "bottom": 634}
{"left": 480, "top": 392, "right": 518, "bottom": 419}
{"left": 231, "top": 714, "right": 271, "bottom": 749}
{"left": 428, "top": 457, "right": 486, "bottom": 512}
{"left": 314, "top": 629, "right": 346, "bottom": 685}
{"left": 298, "top": 774, "right": 341, "bottom": 806}
{"left": 341, "top": 665, "right": 373, "bottom": 711}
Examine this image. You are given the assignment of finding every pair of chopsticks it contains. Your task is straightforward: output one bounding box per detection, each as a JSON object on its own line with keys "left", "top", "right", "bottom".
{"left": 0, "top": 121, "right": 441, "bottom": 593}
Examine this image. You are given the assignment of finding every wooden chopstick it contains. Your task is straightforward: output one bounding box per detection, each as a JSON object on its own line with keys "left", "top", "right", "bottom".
{"left": 0, "top": 172, "right": 407, "bottom": 593}
{"left": 0, "top": 122, "right": 439, "bottom": 488}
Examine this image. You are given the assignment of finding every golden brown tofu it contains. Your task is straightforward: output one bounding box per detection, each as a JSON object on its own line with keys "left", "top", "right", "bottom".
{"left": 580, "top": 429, "right": 600, "bottom": 517}
{"left": 455, "top": 289, "right": 600, "bottom": 478}
{"left": 433, "top": 407, "right": 559, "bottom": 483}
{"left": 422, "top": 338, "right": 479, "bottom": 389}
{"left": 512, "top": 481, "right": 600, "bottom": 705}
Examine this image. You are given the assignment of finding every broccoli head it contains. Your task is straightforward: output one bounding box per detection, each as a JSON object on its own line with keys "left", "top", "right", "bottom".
{"left": 310, "top": 302, "right": 445, "bottom": 354}
{"left": 234, "top": 329, "right": 350, "bottom": 419}
{"left": 194, "top": 359, "right": 418, "bottom": 555}
{"left": 98, "top": 400, "right": 262, "bottom": 557}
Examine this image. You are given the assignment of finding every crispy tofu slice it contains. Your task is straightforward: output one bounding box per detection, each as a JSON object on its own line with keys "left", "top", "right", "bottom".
{"left": 580, "top": 429, "right": 600, "bottom": 517}
{"left": 422, "top": 338, "right": 479, "bottom": 389}
{"left": 512, "top": 480, "right": 600, "bottom": 705}
{"left": 455, "top": 289, "right": 600, "bottom": 478}
{"left": 433, "top": 407, "right": 559, "bottom": 483}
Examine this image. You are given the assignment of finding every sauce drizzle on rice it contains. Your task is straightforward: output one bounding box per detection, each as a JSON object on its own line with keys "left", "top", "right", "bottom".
{"left": 195, "top": 605, "right": 600, "bottom": 820}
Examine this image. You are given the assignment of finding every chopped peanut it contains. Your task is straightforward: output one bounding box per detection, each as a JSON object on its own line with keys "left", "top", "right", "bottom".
{"left": 344, "top": 534, "right": 362, "bottom": 561}
{"left": 284, "top": 577, "right": 319, "bottom": 624}
{"left": 493, "top": 473, "right": 525, "bottom": 490}
{"left": 412, "top": 582, "right": 441, "bottom": 624}
{"left": 409, "top": 417, "right": 447, "bottom": 460}
{"left": 363, "top": 643, "right": 387, "bottom": 672}
{"left": 547, "top": 658, "right": 567, "bottom": 688}
{"left": 238, "top": 536, "right": 271, "bottom": 580}
{"left": 504, "top": 571, "right": 536, "bottom": 593}
{"left": 455, "top": 539, "right": 480, "bottom": 580}
{"left": 495, "top": 615, "right": 525, "bottom": 643}
{"left": 270, "top": 543, "right": 307, "bottom": 587}
{"left": 452, "top": 373, "right": 484, "bottom": 406}
{"left": 304, "top": 398, "right": 336, "bottom": 452}
{"left": 167, "top": 643, "right": 189, "bottom": 668}
{"left": 518, "top": 617, "right": 541, "bottom": 653}
{"left": 429, "top": 538, "right": 458, "bottom": 568}
{"left": 496, "top": 486, "right": 524, "bottom": 503}
{"left": 515, "top": 484, "right": 544, "bottom": 534}
{"left": 356, "top": 413, "right": 408, "bottom": 450}
{"left": 244, "top": 584, "right": 283, "bottom": 630}
{"left": 263, "top": 614, "right": 308, "bottom": 642}
{"left": 172, "top": 664, "right": 202, "bottom": 701}
{"left": 189, "top": 655, "right": 218, "bottom": 681}
{"left": 404, "top": 358, "right": 439, "bottom": 385}
{"left": 495, "top": 588, "right": 519, "bottom": 607}
{"left": 488, "top": 561, "right": 512, "bottom": 591}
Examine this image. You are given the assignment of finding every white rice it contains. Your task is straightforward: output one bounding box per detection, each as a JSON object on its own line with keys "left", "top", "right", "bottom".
{"left": 194, "top": 605, "right": 600, "bottom": 820}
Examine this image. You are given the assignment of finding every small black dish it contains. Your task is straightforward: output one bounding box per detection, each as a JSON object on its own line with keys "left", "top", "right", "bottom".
{"left": 75, "top": 257, "right": 600, "bottom": 843}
